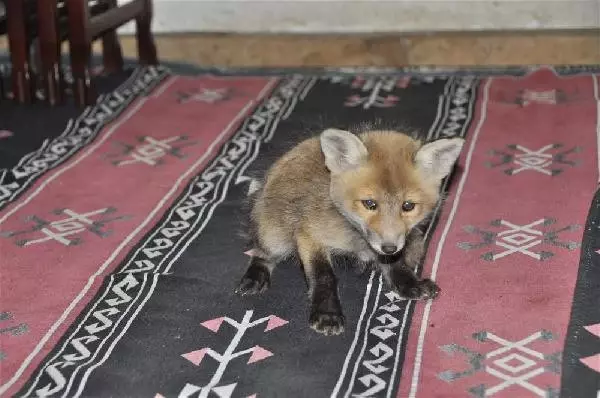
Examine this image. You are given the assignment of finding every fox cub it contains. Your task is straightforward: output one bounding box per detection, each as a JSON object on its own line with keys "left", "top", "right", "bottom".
{"left": 235, "top": 128, "right": 464, "bottom": 336}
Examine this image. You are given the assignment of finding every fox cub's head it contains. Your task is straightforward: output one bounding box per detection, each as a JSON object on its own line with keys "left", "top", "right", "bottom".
{"left": 320, "top": 128, "right": 464, "bottom": 256}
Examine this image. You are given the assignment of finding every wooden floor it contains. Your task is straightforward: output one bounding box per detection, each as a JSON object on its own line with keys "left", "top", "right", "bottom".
{"left": 107, "top": 31, "right": 600, "bottom": 67}
{"left": 2, "top": 31, "right": 600, "bottom": 67}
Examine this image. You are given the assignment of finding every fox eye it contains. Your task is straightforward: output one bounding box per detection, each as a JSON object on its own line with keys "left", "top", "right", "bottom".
{"left": 362, "top": 199, "right": 378, "bottom": 211}
{"left": 402, "top": 201, "right": 416, "bottom": 212}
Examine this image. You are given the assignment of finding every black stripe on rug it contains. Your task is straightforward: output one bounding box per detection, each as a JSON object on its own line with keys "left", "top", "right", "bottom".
{"left": 560, "top": 186, "right": 600, "bottom": 398}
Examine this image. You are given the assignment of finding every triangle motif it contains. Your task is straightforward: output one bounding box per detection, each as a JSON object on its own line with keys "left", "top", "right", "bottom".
{"left": 580, "top": 353, "right": 600, "bottom": 373}
{"left": 182, "top": 348, "right": 208, "bottom": 366}
{"left": 248, "top": 346, "right": 273, "bottom": 364}
{"left": 584, "top": 323, "right": 600, "bottom": 338}
{"left": 265, "top": 315, "right": 288, "bottom": 332}
{"left": 212, "top": 383, "right": 237, "bottom": 398}
{"left": 201, "top": 317, "right": 224, "bottom": 332}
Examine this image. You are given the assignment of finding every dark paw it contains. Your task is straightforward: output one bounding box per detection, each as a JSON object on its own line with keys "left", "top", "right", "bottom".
{"left": 309, "top": 311, "right": 345, "bottom": 336}
{"left": 399, "top": 278, "right": 440, "bottom": 300}
{"left": 234, "top": 267, "right": 270, "bottom": 295}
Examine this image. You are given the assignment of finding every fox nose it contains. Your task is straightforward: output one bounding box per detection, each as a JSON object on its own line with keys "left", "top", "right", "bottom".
{"left": 381, "top": 245, "right": 398, "bottom": 255}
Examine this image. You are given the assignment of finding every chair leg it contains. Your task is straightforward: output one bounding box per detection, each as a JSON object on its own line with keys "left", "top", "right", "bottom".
{"left": 37, "top": 0, "right": 63, "bottom": 105}
{"left": 66, "top": 0, "right": 95, "bottom": 106}
{"left": 101, "top": 0, "right": 124, "bottom": 73}
{"left": 102, "top": 31, "right": 125, "bottom": 73}
{"left": 6, "top": 0, "right": 33, "bottom": 103}
{"left": 136, "top": 0, "right": 158, "bottom": 65}
{"left": 71, "top": 42, "right": 95, "bottom": 106}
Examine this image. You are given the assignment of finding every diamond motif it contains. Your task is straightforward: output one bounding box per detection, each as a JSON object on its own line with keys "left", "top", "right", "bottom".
{"left": 486, "top": 143, "right": 581, "bottom": 176}
{"left": 493, "top": 353, "right": 536, "bottom": 374}
{"left": 503, "top": 233, "right": 536, "bottom": 246}
{"left": 458, "top": 217, "right": 580, "bottom": 261}
{"left": 439, "top": 330, "right": 561, "bottom": 397}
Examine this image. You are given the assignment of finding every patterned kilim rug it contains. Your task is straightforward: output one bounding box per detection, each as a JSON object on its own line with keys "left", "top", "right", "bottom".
{"left": 0, "top": 64, "right": 599, "bottom": 398}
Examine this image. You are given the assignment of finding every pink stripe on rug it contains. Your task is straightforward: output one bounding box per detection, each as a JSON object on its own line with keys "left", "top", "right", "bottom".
{"left": 0, "top": 75, "right": 278, "bottom": 394}
{"left": 397, "top": 68, "right": 599, "bottom": 398}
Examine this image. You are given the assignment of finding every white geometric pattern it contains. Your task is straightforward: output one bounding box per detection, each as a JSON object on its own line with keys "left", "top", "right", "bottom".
{"left": 165, "top": 310, "right": 288, "bottom": 398}
{"left": 493, "top": 353, "right": 537, "bottom": 374}
{"left": 439, "top": 330, "right": 561, "bottom": 398}
{"left": 107, "top": 135, "right": 195, "bottom": 167}
{"left": 459, "top": 217, "right": 580, "bottom": 262}
{"left": 483, "top": 331, "right": 555, "bottom": 397}
{"left": 344, "top": 77, "right": 402, "bottom": 109}
{"left": 510, "top": 144, "right": 557, "bottom": 175}
{"left": 521, "top": 89, "right": 558, "bottom": 106}
{"left": 178, "top": 88, "right": 230, "bottom": 104}
{"left": 0, "top": 207, "right": 130, "bottom": 247}
{"left": 486, "top": 143, "right": 581, "bottom": 177}
{"left": 494, "top": 219, "right": 546, "bottom": 260}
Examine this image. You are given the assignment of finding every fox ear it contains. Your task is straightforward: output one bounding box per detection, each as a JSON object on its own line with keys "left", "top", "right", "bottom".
{"left": 320, "top": 129, "right": 368, "bottom": 173}
{"left": 415, "top": 137, "right": 464, "bottom": 179}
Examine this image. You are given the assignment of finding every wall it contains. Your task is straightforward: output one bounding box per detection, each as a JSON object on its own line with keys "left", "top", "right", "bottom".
{"left": 117, "top": 0, "right": 600, "bottom": 34}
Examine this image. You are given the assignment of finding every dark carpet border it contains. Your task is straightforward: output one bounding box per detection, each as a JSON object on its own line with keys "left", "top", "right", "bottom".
{"left": 560, "top": 186, "right": 600, "bottom": 398}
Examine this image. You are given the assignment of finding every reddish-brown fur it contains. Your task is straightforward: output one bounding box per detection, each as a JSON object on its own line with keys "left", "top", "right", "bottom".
{"left": 236, "top": 128, "right": 464, "bottom": 335}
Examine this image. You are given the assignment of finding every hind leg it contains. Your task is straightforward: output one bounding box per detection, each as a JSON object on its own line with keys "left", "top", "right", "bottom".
{"left": 235, "top": 249, "right": 277, "bottom": 295}
{"left": 235, "top": 225, "right": 292, "bottom": 295}
{"left": 297, "top": 232, "right": 345, "bottom": 336}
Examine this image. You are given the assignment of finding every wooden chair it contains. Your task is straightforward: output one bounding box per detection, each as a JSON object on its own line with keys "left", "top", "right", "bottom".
{"left": 35, "top": 0, "right": 117, "bottom": 105}
{"left": 0, "top": 1, "right": 7, "bottom": 100}
{"left": 35, "top": 0, "right": 63, "bottom": 105}
{"left": 5, "top": 0, "right": 34, "bottom": 103}
{"left": 4, "top": 0, "right": 125, "bottom": 105}
{"left": 66, "top": 0, "right": 158, "bottom": 107}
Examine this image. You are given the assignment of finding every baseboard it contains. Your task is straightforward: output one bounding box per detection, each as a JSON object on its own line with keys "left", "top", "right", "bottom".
{"left": 1, "top": 31, "right": 598, "bottom": 68}
{"left": 109, "top": 31, "right": 600, "bottom": 67}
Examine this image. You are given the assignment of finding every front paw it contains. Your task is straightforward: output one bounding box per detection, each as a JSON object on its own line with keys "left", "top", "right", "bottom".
{"left": 234, "top": 266, "right": 270, "bottom": 295}
{"left": 399, "top": 278, "right": 440, "bottom": 300}
{"left": 309, "top": 310, "right": 345, "bottom": 336}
